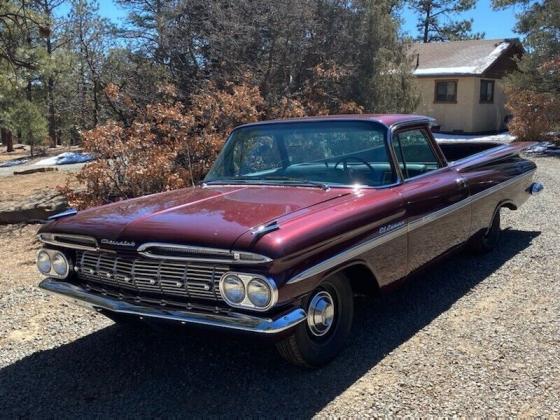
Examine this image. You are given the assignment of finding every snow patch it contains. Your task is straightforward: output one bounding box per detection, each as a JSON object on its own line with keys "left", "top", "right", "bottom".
{"left": 434, "top": 132, "right": 515, "bottom": 143}
{"left": 414, "top": 66, "right": 477, "bottom": 76}
{"left": 0, "top": 158, "right": 29, "bottom": 168}
{"left": 525, "top": 142, "right": 560, "bottom": 156}
{"left": 34, "top": 152, "right": 94, "bottom": 166}
{"left": 473, "top": 42, "right": 511, "bottom": 73}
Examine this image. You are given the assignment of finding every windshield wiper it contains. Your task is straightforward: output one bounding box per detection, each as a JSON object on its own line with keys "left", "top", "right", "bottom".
{"left": 204, "top": 177, "right": 330, "bottom": 190}
{"left": 261, "top": 176, "right": 330, "bottom": 190}
{"left": 204, "top": 178, "right": 249, "bottom": 185}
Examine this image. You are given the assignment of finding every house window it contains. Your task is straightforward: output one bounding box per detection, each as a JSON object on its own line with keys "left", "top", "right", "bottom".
{"left": 434, "top": 80, "right": 457, "bottom": 103}
{"left": 480, "top": 79, "right": 495, "bottom": 103}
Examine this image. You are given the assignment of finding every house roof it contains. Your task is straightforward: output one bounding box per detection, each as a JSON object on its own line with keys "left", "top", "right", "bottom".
{"left": 409, "top": 39, "right": 521, "bottom": 77}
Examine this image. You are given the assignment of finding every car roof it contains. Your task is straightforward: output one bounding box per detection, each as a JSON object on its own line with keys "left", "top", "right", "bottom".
{"left": 236, "top": 114, "right": 433, "bottom": 130}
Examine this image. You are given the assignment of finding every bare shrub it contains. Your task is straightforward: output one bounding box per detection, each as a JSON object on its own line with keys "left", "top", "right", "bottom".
{"left": 62, "top": 82, "right": 264, "bottom": 208}
{"left": 62, "top": 68, "right": 365, "bottom": 209}
{"left": 506, "top": 89, "right": 560, "bottom": 143}
{"left": 506, "top": 58, "right": 560, "bottom": 143}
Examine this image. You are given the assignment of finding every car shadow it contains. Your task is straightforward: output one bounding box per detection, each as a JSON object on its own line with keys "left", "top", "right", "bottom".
{"left": 0, "top": 229, "right": 540, "bottom": 418}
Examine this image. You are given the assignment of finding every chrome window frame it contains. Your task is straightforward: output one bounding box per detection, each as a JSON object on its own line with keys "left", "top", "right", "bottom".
{"left": 388, "top": 121, "right": 449, "bottom": 184}
{"left": 204, "top": 119, "right": 403, "bottom": 190}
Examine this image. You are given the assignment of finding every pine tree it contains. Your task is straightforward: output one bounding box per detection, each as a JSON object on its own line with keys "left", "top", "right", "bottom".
{"left": 493, "top": 0, "right": 560, "bottom": 141}
{"left": 409, "top": 0, "right": 484, "bottom": 42}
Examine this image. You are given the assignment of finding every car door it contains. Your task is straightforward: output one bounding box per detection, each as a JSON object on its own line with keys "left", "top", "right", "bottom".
{"left": 392, "top": 127, "right": 471, "bottom": 273}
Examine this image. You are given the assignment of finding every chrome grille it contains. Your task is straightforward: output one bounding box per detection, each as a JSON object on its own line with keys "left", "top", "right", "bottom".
{"left": 75, "top": 251, "right": 227, "bottom": 302}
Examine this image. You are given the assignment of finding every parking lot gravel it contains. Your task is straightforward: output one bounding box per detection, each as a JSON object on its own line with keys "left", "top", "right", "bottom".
{"left": 0, "top": 156, "right": 558, "bottom": 418}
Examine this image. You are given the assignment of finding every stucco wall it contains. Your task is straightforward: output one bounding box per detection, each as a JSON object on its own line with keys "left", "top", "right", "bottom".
{"left": 472, "top": 79, "right": 508, "bottom": 133}
{"left": 414, "top": 76, "right": 508, "bottom": 133}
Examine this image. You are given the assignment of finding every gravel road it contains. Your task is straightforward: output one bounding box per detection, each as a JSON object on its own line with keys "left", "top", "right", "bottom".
{"left": 0, "top": 156, "right": 558, "bottom": 418}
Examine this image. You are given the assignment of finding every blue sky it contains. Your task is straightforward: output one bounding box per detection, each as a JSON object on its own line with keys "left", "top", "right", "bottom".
{"left": 401, "top": 0, "right": 518, "bottom": 40}
{"left": 93, "top": 0, "right": 519, "bottom": 41}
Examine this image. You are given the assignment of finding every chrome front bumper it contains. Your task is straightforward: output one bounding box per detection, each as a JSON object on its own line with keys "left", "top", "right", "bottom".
{"left": 39, "top": 278, "right": 306, "bottom": 334}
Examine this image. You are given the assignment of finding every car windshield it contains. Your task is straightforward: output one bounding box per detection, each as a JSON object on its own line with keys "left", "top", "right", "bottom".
{"left": 204, "top": 121, "right": 395, "bottom": 188}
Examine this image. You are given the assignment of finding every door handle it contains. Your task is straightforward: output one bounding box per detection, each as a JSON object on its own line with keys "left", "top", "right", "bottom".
{"left": 456, "top": 178, "right": 468, "bottom": 189}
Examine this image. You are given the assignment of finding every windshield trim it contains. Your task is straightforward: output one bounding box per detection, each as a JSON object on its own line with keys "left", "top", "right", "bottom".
{"left": 205, "top": 120, "right": 396, "bottom": 189}
{"left": 202, "top": 180, "right": 401, "bottom": 190}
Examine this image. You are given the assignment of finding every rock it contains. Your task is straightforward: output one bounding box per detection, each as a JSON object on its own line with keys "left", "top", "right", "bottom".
{"left": 0, "top": 190, "right": 68, "bottom": 224}
{"left": 13, "top": 167, "right": 58, "bottom": 175}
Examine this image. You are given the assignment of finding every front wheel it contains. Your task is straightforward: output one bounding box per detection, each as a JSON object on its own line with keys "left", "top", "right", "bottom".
{"left": 276, "top": 273, "right": 353, "bottom": 368}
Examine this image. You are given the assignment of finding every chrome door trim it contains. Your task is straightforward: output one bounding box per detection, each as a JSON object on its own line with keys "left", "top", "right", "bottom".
{"left": 286, "top": 169, "right": 536, "bottom": 284}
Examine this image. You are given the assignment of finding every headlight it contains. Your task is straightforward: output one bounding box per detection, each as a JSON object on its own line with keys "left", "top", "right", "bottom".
{"left": 221, "top": 274, "right": 245, "bottom": 304}
{"left": 219, "top": 272, "right": 277, "bottom": 311}
{"left": 36, "top": 249, "right": 71, "bottom": 279}
{"left": 247, "top": 278, "right": 272, "bottom": 308}
{"left": 51, "top": 252, "right": 69, "bottom": 277}
{"left": 37, "top": 250, "right": 52, "bottom": 274}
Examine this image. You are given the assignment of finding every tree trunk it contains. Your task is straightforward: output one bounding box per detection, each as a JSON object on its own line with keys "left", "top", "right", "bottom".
{"left": 46, "top": 34, "right": 57, "bottom": 148}
{"left": 1, "top": 128, "right": 14, "bottom": 153}
{"left": 423, "top": 7, "right": 431, "bottom": 43}
{"left": 92, "top": 79, "right": 99, "bottom": 127}
{"left": 7, "top": 129, "right": 14, "bottom": 153}
{"left": 47, "top": 76, "right": 57, "bottom": 147}
{"left": 79, "top": 55, "right": 87, "bottom": 128}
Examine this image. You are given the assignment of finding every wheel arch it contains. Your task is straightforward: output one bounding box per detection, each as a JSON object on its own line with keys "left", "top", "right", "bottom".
{"left": 488, "top": 199, "right": 516, "bottom": 230}
{"left": 324, "top": 260, "right": 381, "bottom": 298}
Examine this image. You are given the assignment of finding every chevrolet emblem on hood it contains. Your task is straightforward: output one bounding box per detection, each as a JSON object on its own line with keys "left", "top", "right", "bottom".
{"left": 100, "top": 239, "right": 136, "bottom": 248}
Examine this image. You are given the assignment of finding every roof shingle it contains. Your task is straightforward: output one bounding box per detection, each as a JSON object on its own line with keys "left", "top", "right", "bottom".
{"left": 409, "top": 39, "right": 520, "bottom": 76}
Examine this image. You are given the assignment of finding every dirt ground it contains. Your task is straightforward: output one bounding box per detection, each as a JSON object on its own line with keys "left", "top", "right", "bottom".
{"left": 0, "top": 145, "right": 81, "bottom": 205}
{"left": 0, "top": 155, "right": 558, "bottom": 417}
{"left": 0, "top": 171, "right": 76, "bottom": 199}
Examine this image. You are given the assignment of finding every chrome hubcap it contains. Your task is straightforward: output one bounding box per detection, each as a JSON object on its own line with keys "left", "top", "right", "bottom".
{"left": 307, "top": 291, "right": 335, "bottom": 337}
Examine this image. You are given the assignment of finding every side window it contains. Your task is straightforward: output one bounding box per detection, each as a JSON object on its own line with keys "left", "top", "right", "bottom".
{"left": 233, "top": 136, "right": 281, "bottom": 175}
{"left": 394, "top": 129, "right": 441, "bottom": 179}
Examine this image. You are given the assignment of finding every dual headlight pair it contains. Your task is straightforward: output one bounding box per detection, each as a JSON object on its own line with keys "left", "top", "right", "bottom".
{"left": 37, "top": 249, "right": 71, "bottom": 279}
{"left": 219, "top": 273, "right": 277, "bottom": 311}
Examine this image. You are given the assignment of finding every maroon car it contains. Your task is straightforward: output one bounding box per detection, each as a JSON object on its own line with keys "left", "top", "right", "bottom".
{"left": 36, "top": 115, "right": 542, "bottom": 367}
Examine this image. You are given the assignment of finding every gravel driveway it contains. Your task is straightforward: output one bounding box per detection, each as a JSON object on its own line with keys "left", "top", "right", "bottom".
{"left": 0, "top": 156, "right": 558, "bottom": 417}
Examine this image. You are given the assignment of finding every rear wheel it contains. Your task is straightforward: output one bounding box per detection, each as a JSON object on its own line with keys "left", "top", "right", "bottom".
{"left": 276, "top": 273, "right": 353, "bottom": 368}
{"left": 469, "top": 209, "right": 501, "bottom": 253}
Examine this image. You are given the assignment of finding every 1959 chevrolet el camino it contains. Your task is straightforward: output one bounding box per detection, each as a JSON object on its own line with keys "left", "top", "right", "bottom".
{"left": 36, "top": 114, "right": 543, "bottom": 367}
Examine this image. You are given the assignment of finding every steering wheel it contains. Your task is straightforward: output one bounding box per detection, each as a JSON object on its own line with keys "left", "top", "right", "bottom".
{"left": 334, "top": 156, "right": 375, "bottom": 173}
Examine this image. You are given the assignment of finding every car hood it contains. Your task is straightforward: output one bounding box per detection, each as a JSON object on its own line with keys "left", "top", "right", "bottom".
{"left": 40, "top": 186, "right": 349, "bottom": 250}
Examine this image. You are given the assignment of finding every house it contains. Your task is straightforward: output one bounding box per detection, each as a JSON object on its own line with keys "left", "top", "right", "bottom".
{"left": 410, "top": 39, "right": 523, "bottom": 134}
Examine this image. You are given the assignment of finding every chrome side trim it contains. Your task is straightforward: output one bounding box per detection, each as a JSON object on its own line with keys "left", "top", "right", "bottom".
{"left": 137, "top": 242, "right": 272, "bottom": 264}
{"left": 48, "top": 208, "right": 78, "bottom": 220}
{"left": 38, "top": 233, "right": 99, "bottom": 251}
{"left": 287, "top": 169, "right": 536, "bottom": 284}
{"left": 39, "top": 278, "right": 306, "bottom": 334}
{"left": 287, "top": 224, "right": 407, "bottom": 284}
